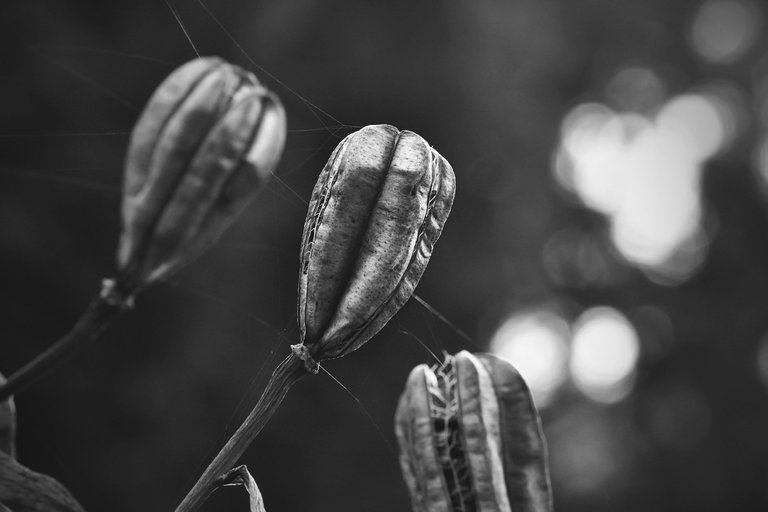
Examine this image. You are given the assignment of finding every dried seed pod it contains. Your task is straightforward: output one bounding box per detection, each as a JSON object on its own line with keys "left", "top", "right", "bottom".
{"left": 117, "top": 56, "right": 287, "bottom": 293}
{"left": 395, "top": 351, "right": 553, "bottom": 512}
{"left": 178, "top": 126, "right": 453, "bottom": 512}
{"left": 0, "top": 57, "right": 286, "bottom": 402}
{"left": 296, "top": 124, "right": 455, "bottom": 366}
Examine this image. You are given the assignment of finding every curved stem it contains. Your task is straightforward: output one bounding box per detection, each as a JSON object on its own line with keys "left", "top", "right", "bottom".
{"left": 0, "top": 292, "right": 124, "bottom": 402}
{"left": 175, "top": 352, "right": 309, "bottom": 512}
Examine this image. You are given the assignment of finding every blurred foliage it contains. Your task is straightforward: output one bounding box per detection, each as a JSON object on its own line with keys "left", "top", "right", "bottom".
{"left": 1, "top": 0, "right": 768, "bottom": 511}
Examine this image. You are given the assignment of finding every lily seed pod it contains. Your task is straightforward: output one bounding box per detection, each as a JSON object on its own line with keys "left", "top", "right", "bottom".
{"left": 177, "top": 125, "right": 454, "bottom": 512}
{"left": 116, "top": 56, "right": 287, "bottom": 294}
{"left": 0, "top": 57, "right": 286, "bottom": 402}
{"left": 295, "top": 124, "right": 455, "bottom": 368}
{"left": 395, "top": 351, "right": 553, "bottom": 512}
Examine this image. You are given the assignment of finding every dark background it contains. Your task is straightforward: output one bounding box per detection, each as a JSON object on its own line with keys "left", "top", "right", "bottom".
{"left": 2, "top": 0, "right": 768, "bottom": 511}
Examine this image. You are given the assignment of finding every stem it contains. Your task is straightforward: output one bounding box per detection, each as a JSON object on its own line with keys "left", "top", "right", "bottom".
{"left": 0, "top": 292, "right": 123, "bottom": 402}
{"left": 175, "top": 352, "right": 309, "bottom": 512}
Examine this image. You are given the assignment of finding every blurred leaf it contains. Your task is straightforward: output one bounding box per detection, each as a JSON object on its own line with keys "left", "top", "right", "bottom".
{"left": 0, "top": 373, "right": 15, "bottom": 459}
{"left": 0, "top": 451, "right": 85, "bottom": 512}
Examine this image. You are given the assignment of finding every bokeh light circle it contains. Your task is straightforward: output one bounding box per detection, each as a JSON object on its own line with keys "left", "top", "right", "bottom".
{"left": 570, "top": 307, "right": 640, "bottom": 403}
{"left": 490, "top": 309, "right": 570, "bottom": 406}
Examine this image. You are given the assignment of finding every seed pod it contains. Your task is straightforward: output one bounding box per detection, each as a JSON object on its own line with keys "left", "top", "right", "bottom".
{"left": 0, "top": 58, "right": 285, "bottom": 403}
{"left": 296, "top": 124, "right": 455, "bottom": 366}
{"left": 395, "top": 351, "right": 553, "bottom": 512}
{"left": 117, "top": 56, "right": 286, "bottom": 293}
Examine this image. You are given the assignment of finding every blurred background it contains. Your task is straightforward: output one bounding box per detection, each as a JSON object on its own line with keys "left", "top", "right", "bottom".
{"left": 2, "top": 0, "right": 768, "bottom": 510}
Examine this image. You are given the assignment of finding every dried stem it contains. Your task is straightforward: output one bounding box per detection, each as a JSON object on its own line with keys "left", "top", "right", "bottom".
{"left": 175, "top": 352, "right": 309, "bottom": 512}
{"left": 0, "top": 291, "right": 124, "bottom": 402}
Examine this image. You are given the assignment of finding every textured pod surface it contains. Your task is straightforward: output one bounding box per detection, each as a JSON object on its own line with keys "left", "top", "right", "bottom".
{"left": 395, "top": 351, "right": 553, "bottom": 512}
{"left": 297, "top": 124, "right": 455, "bottom": 361}
{"left": 117, "top": 56, "right": 286, "bottom": 292}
